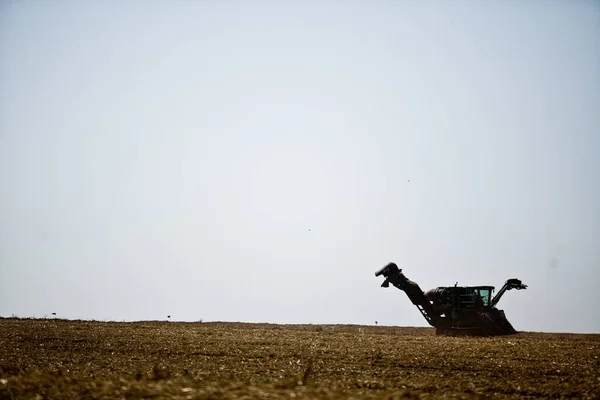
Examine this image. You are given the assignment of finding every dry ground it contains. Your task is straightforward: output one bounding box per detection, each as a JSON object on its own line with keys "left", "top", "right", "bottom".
{"left": 0, "top": 318, "right": 599, "bottom": 399}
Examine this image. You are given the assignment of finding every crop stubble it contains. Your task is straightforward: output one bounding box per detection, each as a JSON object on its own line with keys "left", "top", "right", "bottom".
{"left": 0, "top": 318, "right": 599, "bottom": 399}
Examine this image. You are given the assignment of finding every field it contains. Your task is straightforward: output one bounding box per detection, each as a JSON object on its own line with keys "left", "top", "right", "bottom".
{"left": 1, "top": 318, "right": 599, "bottom": 399}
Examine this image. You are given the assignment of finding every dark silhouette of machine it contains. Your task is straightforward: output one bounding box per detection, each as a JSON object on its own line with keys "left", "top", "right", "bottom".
{"left": 375, "top": 262, "right": 528, "bottom": 336}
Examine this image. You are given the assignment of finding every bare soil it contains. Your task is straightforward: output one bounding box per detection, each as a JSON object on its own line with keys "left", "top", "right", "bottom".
{"left": 1, "top": 318, "right": 599, "bottom": 399}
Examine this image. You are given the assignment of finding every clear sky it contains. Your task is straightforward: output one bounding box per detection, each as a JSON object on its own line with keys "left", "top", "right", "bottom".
{"left": 1, "top": 0, "right": 599, "bottom": 333}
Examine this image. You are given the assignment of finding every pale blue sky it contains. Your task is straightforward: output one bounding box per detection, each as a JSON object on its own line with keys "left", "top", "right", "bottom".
{"left": 1, "top": 0, "right": 599, "bottom": 333}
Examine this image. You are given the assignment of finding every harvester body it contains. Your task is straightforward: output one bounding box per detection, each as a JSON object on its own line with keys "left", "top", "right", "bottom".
{"left": 375, "top": 262, "right": 527, "bottom": 336}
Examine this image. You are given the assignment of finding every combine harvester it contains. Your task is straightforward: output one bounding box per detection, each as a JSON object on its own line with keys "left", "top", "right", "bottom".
{"left": 375, "top": 262, "right": 528, "bottom": 336}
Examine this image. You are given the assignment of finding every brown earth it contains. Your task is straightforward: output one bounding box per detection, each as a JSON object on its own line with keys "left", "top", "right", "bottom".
{"left": 0, "top": 318, "right": 599, "bottom": 399}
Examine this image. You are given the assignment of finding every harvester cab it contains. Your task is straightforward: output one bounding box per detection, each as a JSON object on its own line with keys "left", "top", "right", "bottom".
{"left": 375, "top": 262, "right": 528, "bottom": 336}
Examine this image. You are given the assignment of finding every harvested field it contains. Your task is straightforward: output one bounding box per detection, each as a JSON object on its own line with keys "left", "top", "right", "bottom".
{"left": 1, "top": 318, "right": 599, "bottom": 399}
